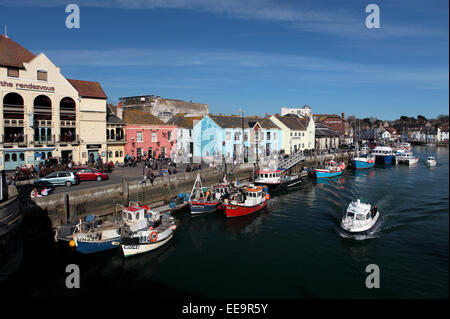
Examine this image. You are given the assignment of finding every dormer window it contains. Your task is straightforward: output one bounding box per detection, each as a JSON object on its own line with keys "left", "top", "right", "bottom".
{"left": 7, "top": 68, "right": 19, "bottom": 78}
{"left": 37, "top": 70, "right": 47, "bottom": 81}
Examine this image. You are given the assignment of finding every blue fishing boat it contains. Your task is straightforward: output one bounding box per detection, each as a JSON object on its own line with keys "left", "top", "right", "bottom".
{"left": 351, "top": 154, "right": 375, "bottom": 169}
{"left": 371, "top": 146, "right": 395, "bottom": 165}
{"left": 69, "top": 203, "right": 152, "bottom": 254}
{"left": 188, "top": 173, "right": 230, "bottom": 215}
{"left": 314, "top": 161, "right": 345, "bottom": 178}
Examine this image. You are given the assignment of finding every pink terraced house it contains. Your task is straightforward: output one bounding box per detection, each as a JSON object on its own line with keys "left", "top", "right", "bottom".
{"left": 121, "top": 107, "right": 177, "bottom": 159}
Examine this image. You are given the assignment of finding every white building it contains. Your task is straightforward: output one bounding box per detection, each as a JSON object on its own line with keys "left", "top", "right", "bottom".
{"left": 166, "top": 113, "right": 203, "bottom": 163}
{"left": 281, "top": 105, "right": 312, "bottom": 117}
{"left": 381, "top": 131, "right": 391, "bottom": 140}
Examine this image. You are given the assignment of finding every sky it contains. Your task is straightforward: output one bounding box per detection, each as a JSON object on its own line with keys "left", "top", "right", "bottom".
{"left": 0, "top": 0, "right": 448, "bottom": 120}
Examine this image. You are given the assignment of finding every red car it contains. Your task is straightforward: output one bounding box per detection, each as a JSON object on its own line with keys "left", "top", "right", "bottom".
{"left": 74, "top": 168, "right": 109, "bottom": 181}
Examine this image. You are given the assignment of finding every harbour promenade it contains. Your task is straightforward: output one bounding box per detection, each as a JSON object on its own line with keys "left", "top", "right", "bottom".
{"left": 14, "top": 150, "right": 355, "bottom": 231}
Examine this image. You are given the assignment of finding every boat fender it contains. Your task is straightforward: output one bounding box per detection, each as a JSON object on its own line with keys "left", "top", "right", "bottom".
{"left": 265, "top": 194, "right": 270, "bottom": 200}
{"left": 149, "top": 231, "right": 158, "bottom": 243}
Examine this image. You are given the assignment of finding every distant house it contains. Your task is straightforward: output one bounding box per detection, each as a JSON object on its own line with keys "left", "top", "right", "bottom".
{"left": 381, "top": 131, "right": 391, "bottom": 140}
{"left": 193, "top": 115, "right": 281, "bottom": 163}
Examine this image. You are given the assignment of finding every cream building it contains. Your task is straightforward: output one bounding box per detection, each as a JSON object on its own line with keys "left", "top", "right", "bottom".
{"left": 270, "top": 113, "right": 315, "bottom": 154}
{"left": 0, "top": 35, "right": 107, "bottom": 170}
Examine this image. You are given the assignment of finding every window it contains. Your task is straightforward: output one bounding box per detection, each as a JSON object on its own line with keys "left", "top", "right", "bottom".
{"left": 120, "top": 151, "right": 123, "bottom": 157}
{"left": 255, "top": 131, "right": 260, "bottom": 141}
{"left": 37, "top": 70, "right": 48, "bottom": 81}
{"left": 5, "top": 154, "right": 10, "bottom": 162}
{"left": 226, "top": 132, "right": 231, "bottom": 141}
{"left": 168, "top": 131, "right": 172, "bottom": 141}
{"left": 234, "top": 132, "right": 240, "bottom": 141}
{"left": 244, "top": 132, "right": 248, "bottom": 141}
{"left": 274, "top": 132, "right": 277, "bottom": 140}
{"left": 115, "top": 151, "right": 119, "bottom": 157}
{"left": 7, "top": 68, "right": 19, "bottom": 78}
{"left": 152, "top": 132, "right": 157, "bottom": 142}
{"left": 267, "top": 132, "right": 271, "bottom": 140}
{"left": 356, "top": 214, "right": 365, "bottom": 221}
{"left": 137, "top": 131, "right": 143, "bottom": 142}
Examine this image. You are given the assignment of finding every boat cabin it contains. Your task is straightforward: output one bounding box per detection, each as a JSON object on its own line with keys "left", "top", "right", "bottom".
{"left": 243, "top": 186, "right": 265, "bottom": 206}
{"left": 212, "top": 183, "right": 231, "bottom": 200}
{"left": 372, "top": 146, "right": 394, "bottom": 156}
{"left": 121, "top": 204, "right": 158, "bottom": 231}
{"left": 255, "top": 169, "right": 284, "bottom": 184}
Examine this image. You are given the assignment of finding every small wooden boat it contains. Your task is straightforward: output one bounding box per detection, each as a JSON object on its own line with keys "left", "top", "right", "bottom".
{"left": 222, "top": 184, "right": 269, "bottom": 218}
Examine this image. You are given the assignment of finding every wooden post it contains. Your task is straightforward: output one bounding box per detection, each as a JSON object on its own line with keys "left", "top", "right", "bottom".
{"left": 63, "top": 192, "right": 70, "bottom": 224}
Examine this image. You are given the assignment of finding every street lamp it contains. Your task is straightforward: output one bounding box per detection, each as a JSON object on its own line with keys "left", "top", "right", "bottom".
{"left": 238, "top": 108, "right": 245, "bottom": 163}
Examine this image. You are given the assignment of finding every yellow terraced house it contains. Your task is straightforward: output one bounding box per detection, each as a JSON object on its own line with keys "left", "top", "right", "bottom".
{"left": 0, "top": 35, "right": 107, "bottom": 170}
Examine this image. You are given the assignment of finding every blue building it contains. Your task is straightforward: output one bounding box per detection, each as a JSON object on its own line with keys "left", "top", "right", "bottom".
{"left": 193, "top": 115, "right": 281, "bottom": 163}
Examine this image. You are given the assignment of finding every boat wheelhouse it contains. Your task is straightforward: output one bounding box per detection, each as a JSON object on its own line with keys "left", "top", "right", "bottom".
{"left": 426, "top": 156, "right": 437, "bottom": 166}
{"left": 222, "top": 184, "right": 268, "bottom": 218}
{"left": 341, "top": 199, "right": 380, "bottom": 233}
{"left": 254, "top": 168, "right": 303, "bottom": 190}
{"left": 371, "top": 146, "right": 395, "bottom": 164}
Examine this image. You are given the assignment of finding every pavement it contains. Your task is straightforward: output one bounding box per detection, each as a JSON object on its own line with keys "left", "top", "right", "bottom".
{"left": 11, "top": 162, "right": 210, "bottom": 195}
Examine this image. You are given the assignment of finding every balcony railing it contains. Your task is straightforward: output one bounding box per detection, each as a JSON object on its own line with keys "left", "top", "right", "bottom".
{"left": 60, "top": 120, "right": 76, "bottom": 127}
{"left": 31, "top": 135, "right": 56, "bottom": 145}
{"left": 58, "top": 134, "right": 80, "bottom": 144}
{"left": 1, "top": 134, "right": 27, "bottom": 145}
{"left": 34, "top": 120, "right": 52, "bottom": 127}
{"left": 107, "top": 134, "right": 127, "bottom": 144}
{"left": 4, "top": 119, "right": 24, "bottom": 127}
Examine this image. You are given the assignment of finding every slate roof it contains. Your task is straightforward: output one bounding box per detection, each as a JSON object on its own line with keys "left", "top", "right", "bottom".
{"left": 273, "top": 114, "right": 310, "bottom": 131}
{"left": 123, "top": 110, "right": 165, "bottom": 125}
{"left": 0, "top": 35, "right": 35, "bottom": 68}
{"left": 315, "top": 123, "right": 340, "bottom": 137}
{"left": 166, "top": 113, "right": 203, "bottom": 128}
{"left": 67, "top": 79, "right": 107, "bottom": 99}
{"left": 107, "top": 105, "right": 125, "bottom": 124}
{"left": 209, "top": 115, "right": 279, "bottom": 129}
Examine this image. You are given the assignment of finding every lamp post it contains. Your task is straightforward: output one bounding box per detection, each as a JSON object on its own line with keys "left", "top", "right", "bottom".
{"left": 238, "top": 108, "right": 245, "bottom": 164}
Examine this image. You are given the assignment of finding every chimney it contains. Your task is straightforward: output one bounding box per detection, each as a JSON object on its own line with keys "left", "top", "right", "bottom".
{"left": 117, "top": 102, "right": 123, "bottom": 120}
{"left": 341, "top": 112, "right": 345, "bottom": 120}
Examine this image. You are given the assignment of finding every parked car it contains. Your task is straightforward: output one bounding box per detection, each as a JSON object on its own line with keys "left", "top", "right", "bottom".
{"left": 34, "top": 171, "right": 80, "bottom": 187}
{"left": 74, "top": 168, "right": 109, "bottom": 181}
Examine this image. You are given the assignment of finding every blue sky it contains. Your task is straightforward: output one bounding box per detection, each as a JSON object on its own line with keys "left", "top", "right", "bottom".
{"left": 0, "top": 0, "right": 448, "bottom": 120}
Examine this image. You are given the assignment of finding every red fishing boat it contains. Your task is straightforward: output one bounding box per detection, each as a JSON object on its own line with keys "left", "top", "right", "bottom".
{"left": 222, "top": 185, "right": 269, "bottom": 218}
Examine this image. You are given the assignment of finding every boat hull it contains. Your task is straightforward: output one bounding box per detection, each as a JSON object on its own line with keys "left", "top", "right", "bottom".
{"left": 189, "top": 201, "right": 220, "bottom": 214}
{"left": 122, "top": 234, "right": 173, "bottom": 257}
{"left": 341, "top": 212, "right": 380, "bottom": 234}
{"left": 315, "top": 169, "right": 342, "bottom": 178}
{"left": 351, "top": 159, "right": 375, "bottom": 170}
{"left": 375, "top": 155, "right": 394, "bottom": 165}
{"left": 223, "top": 201, "right": 267, "bottom": 218}
{"left": 74, "top": 237, "right": 121, "bottom": 254}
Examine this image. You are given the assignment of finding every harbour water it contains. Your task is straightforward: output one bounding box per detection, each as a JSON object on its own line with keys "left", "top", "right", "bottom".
{"left": 1, "top": 146, "right": 448, "bottom": 299}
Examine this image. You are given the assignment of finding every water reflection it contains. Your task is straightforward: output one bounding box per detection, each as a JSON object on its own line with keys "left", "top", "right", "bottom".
{"left": 224, "top": 209, "right": 269, "bottom": 236}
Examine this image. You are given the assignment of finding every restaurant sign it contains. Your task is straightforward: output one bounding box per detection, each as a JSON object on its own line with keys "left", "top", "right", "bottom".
{"left": 1, "top": 80, "right": 55, "bottom": 92}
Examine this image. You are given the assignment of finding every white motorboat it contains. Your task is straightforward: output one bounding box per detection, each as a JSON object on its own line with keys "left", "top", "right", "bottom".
{"left": 426, "top": 156, "right": 437, "bottom": 166}
{"left": 341, "top": 199, "right": 379, "bottom": 233}
{"left": 395, "top": 151, "right": 419, "bottom": 165}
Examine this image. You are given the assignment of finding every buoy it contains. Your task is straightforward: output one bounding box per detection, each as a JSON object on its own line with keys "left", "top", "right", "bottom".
{"left": 149, "top": 231, "right": 158, "bottom": 242}
{"left": 69, "top": 240, "right": 76, "bottom": 247}
{"left": 265, "top": 194, "right": 270, "bottom": 200}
